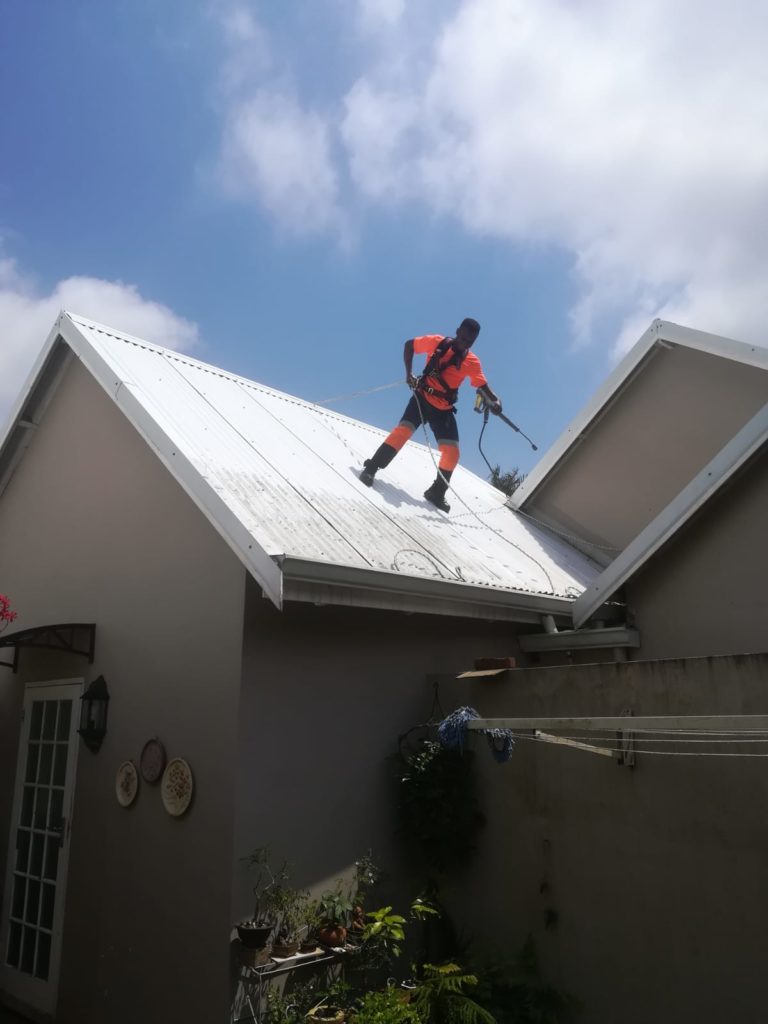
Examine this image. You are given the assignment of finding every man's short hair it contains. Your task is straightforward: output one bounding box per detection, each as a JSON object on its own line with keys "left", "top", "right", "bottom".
{"left": 460, "top": 317, "right": 481, "bottom": 337}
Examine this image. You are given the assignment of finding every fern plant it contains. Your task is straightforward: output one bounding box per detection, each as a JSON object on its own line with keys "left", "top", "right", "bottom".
{"left": 413, "top": 963, "right": 496, "bottom": 1024}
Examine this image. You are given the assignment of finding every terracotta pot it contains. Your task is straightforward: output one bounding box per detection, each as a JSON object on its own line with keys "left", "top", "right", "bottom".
{"left": 300, "top": 940, "right": 318, "bottom": 953}
{"left": 273, "top": 940, "right": 300, "bottom": 958}
{"left": 307, "top": 1006, "right": 346, "bottom": 1024}
{"left": 318, "top": 925, "right": 347, "bottom": 947}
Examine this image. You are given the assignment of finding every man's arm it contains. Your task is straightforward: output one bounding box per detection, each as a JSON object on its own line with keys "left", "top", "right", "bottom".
{"left": 478, "top": 383, "right": 502, "bottom": 414}
{"left": 404, "top": 340, "right": 418, "bottom": 387}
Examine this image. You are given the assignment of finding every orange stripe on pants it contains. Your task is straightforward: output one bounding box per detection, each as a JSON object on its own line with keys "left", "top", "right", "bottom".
{"left": 438, "top": 444, "right": 460, "bottom": 472}
{"left": 383, "top": 424, "right": 414, "bottom": 451}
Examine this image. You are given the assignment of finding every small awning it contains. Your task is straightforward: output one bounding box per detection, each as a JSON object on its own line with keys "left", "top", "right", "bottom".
{"left": 0, "top": 623, "right": 96, "bottom": 672}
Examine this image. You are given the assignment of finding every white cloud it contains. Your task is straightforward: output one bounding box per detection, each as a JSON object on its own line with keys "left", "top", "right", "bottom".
{"left": 338, "top": 0, "right": 768, "bottom": 351}
{"left": 213, "top": 1, "right": 272, "bottom": 95}
{"left": 207, "top": 0, "right": 768, "bottom": 352}
{"left": 218, "top": 90, "right": 345, "bottom": 238}
{"left": 0, "top": 256, "right": 199, "bottom": 422}
{"left": 211, "top": 4, "right": 347, "bottom": 239}
{"left": 355, "top": 0, "right": 406, "bottom": 33}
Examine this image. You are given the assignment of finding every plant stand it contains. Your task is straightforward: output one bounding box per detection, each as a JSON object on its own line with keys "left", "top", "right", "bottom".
{"left": 231, "top": 946, "right": 345, "bottom": 1023}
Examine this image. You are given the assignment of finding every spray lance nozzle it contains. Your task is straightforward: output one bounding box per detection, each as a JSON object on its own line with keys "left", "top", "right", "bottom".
{"left": 473, "top": 391, "right": 538, "bottom": 451}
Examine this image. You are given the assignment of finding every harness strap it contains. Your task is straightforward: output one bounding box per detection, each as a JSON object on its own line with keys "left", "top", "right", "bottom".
{"left": 419, "top": 338, "right": 464, "bottom": 406}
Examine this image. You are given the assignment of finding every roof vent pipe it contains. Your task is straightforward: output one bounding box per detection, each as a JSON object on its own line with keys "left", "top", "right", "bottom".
{"left": 541, "top": 614, "right": 558, "bottom": 634}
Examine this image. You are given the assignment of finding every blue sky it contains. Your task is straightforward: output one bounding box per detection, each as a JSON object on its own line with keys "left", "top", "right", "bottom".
{"left": 2, "top": 0, "right": 767, "bottom": 479}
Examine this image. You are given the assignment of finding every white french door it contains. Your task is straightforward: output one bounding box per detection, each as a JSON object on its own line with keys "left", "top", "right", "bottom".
{"left": 1, "top": 679, "right": 82, "bottom": 1017}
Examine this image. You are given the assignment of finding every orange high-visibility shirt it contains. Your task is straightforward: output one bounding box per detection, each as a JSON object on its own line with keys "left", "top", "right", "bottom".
{"left": 413, "top": 335, "right": 487, "bottom": 410}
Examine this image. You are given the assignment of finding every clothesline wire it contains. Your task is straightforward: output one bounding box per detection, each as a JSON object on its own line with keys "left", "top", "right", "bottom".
{"left": 513, "top": 732, "right": 768, "bottom": 758}
{"left": 519, "top": 731, "right": 768, "bottom": 743}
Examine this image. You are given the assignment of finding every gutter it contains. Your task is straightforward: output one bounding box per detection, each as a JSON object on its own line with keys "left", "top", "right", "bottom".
{"left": 518, "top": 625, "right": 640, "bottom": 653}
{"left": 276, "top": 555, "right": 577, "bottom": 623}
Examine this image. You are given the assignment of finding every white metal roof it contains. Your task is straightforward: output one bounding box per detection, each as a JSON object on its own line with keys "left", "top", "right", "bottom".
{"left": 0, "top": 312, "right": 601, "bottom": 621}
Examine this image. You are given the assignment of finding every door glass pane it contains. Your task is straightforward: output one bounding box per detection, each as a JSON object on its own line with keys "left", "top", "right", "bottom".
{"left": 56, "top": 700, "right": 72, "bottom": 740}
{"left": 42, "top": 701, "right": 57, "bottom": 740}
{"left": 40, "top": 884, "right": 56, "bottom": 930}
{"left": 25, "top": 744, "right": 39, "bottom": 783}
{"left": 38, "top": 744, "right": 53, "bottom": 785}
{"left": 11, "top": 875, "right": 25, "bottom": 919}
{"left": 7, "top": 921, "right": 21, "bottom": 967}
{"left": 30, "top": 702, "right": 44, "bottom": 741}
{"left": 34, "top": 788, "right": 50, "bottom": 830}
{"left": 15, "top": 828, "right": 31, "bottom": 872}
{"left": 43, "top": 837, "right": 60, "bottom": 881}
{"left": 48, "top": 788, "right": 64, "bottom": 828}
{"left": 20, "top": 786, "right": 34, "bottom": 827}
{"left": 53, "top": 745, "right": 68, "bottom": 786}
{"left": 21, "top": 926, "right": 36, "bottom": 973}
{"left": 35, "top": 931, "right": 51, "bottom": 980}
{"left": 25, "top": 879, "right": 40, "bottom": 925}
{"left": 30, "top": 833, "right": 44, "bottom": 877}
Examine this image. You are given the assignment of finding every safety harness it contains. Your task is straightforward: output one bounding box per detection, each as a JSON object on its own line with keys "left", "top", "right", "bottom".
{"left": 417, "top": 337, "right": 466, "bottom": 409}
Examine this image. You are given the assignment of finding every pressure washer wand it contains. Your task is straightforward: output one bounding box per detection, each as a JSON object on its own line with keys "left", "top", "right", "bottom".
{"left": 474, "top": 391, "right": 538, "bottom": 451}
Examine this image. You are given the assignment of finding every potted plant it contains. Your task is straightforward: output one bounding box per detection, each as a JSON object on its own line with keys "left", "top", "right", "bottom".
{"left": 271, "top": 886, "right": 311, "bottom": 958}
{"left": 306, "top": 981, "right": 352, "bottom": 1024}
{"left": 351, "top": 988, "right": 421, "bottom": 1024}
{"left": 348, "top": 851, "right": 381, "bottom": 948}
{"left": 237, "top": 847, "right": 288, "bottom": 951}
{"left": 300, "top": 899, "right": 323, "bottom": 953}
{"left": 317, "top": 886, "right": 353, "bottom": 948}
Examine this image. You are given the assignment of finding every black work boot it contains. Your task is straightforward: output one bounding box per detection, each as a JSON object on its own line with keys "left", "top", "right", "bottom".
{"left": 360, "top": 459, "right": 377, "bottom": 486}
{"left": 360, "top": 443, "right": 397, "bottom": 487}
{"left": 424, "top": 471, "right": 451, "bottom": 513}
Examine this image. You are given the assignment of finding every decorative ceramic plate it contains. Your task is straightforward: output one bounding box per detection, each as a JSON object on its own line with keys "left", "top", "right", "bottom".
{"left": 139, "top": 737, "right": 167, "bottom": 783}
{"left": 116, "top": 760, "right": 139, "bottom": 807}
{"left": 161, "top": 758, "right": 193, "bottom": 817}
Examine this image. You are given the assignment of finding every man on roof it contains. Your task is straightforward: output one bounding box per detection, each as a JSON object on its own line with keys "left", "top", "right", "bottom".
{"left": 359, "top": 318, "right": 502, "bottom": 512}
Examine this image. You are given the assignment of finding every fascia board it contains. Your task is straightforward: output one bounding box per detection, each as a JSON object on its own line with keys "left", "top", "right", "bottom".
{"left": 278, "top": 555, "right": 575, "bottom": 621}
{"left": 572, "top": 401, "right": 768, "bottom": 627}
{"left": 0, "top": 315, "right": 75, "bottom": 499}
{"left": 0, "top": 314, "right": 67, "bottom": 448}
{"left": 656, "top": 321, "right": 768, "bottom": 370}
{"left": 58, "top": 316, "right": 284, "bottom": 609}
{"left": 509, "top": 320, "right": 663, "bottom": 510}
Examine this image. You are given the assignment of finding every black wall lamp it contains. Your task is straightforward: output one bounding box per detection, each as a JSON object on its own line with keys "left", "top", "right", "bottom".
{"left": 78, "top": 675, "right": 110, "bottom": 752}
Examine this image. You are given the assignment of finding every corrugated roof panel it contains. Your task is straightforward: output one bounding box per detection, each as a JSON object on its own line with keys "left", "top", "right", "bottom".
{"left": 65, "top": 314, "right": 600, "bottom": 601}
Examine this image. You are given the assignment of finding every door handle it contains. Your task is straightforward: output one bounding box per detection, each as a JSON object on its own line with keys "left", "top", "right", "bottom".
{"left": 49, "top": 817, "right": 66, "bottom": 848}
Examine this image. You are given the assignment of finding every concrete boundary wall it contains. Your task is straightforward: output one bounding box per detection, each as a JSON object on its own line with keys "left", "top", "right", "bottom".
{"left": 441, "top": 653, "right": 768, "bottom": 1024}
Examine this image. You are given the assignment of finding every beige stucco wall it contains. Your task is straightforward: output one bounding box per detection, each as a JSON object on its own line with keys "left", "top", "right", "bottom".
{"left": 233, "top": 586, "right": 521, "bottom": 912}
{"left": 526, "top": 346, "right": 768, "bottom": 554}
{"left": 0, "top": 358, "right": 246, "bottom": 1024}
{"left": 627, "top": 446, "right": 768, "bottom": 660}
{"left": 441, "top": 653, "right": 768, "bottom": 1024}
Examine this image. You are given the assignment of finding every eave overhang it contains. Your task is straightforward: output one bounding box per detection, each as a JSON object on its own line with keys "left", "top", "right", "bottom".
{"left": 277, "top": 555, "right": 577, "bottom": 624}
